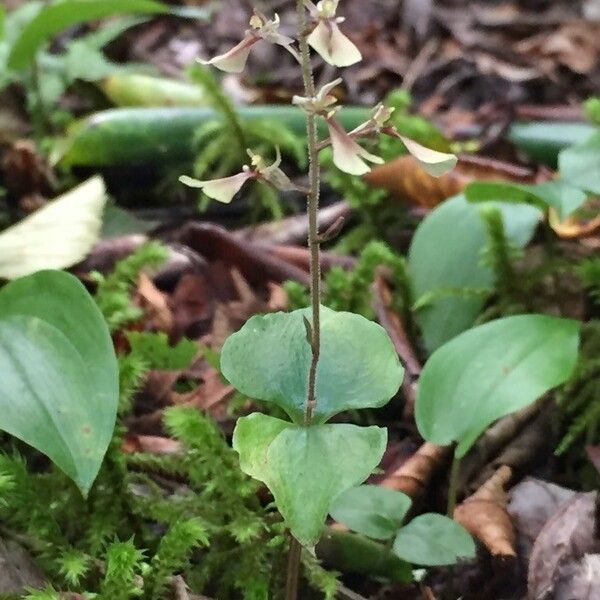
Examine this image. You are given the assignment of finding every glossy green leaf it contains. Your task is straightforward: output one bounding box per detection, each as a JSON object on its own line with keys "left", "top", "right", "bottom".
{"left": 233, "top": 414, "right": 387, "bottom": 546}
{"left": 408, "top": 195, "right": 540, "bottom": 351}
{"left": 416, "top": 314, "right": 580, "bottom": 458}
{"left": 465, "top": 180, "right": 587, "bottom": 220}
{"left": 559, "top": 133, "right": 600, "bottom": 194}
{"left": 0, "top": 271, "right": 118, "bottom": 494}
{"left": 329, "top": 485, "right": 412, "bottom": 540}
{"left": 8, "top": 0, "right": 168, "bottom": 71}
{"left": 393, "top": 514, "right": 475, "bottom": 566}
{"left": 221, "top": 306, "right": 403, "bottom": 424}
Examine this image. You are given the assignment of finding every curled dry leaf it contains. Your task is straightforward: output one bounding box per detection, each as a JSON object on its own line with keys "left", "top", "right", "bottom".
{"left": 136, "top": 272, "right": 173, "bottom": 332}
{"left": 380, "top": 442, "right": 450, "bottom": 500}
{"left": 508, "top": 478, "right": 577, "bottom": 561}
{"left": 549, "top": 208, "right": 600, "bottom": 239}
{"left": 363, "top": 154, "right": 541, "bottom": 208}
{"left": 454, "top": 465, "right": 517, "bottom": 559}
{"left": 528, "top": 492, "right": 600, "bottom": 600}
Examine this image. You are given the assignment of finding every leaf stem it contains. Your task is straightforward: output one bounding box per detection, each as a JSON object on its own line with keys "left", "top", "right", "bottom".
{"left": 296, "top": 0, "right": 321, "bottom": 426}
{"left": 446, "top": 454, "right": 461, "bottom": 517}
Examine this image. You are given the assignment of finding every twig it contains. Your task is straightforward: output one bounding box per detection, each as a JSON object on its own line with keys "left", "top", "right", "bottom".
{"left": 338, "top": 583, "right": 368, "bottom": 600}
{"left": 372, "top": 274, "right": 421, "bottom": 419}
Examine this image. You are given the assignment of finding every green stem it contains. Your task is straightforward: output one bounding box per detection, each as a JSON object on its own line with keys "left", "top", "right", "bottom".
{"left": 446, "top": 454, "right": 461, "bottom": 517}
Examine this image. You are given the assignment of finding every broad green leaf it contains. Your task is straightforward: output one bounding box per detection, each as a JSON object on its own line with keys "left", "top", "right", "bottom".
{"left": 8, "top": 0, "right": 169, "bottom": 71}
{"left": 408, "top": 195, "right": 540, "bottom": 351}
{"left": 416, "top": 314, "right": 580, "bottom": 458}
{"left": 329, "top": 485, "right": 412, "bottom": 540}
{"left": 0, "top": 270, "right": 118, "bottom": 493}
{"left": 559, "top": 133, "right": 600, "bottom": 194}
{"left": 0, "top": 176, "right": 106, "bottom": 279}
{"left": 393, "top": 514, "right": 475, "bottom": 566}
{"left": 221, "top": 306, "right": 403, "bottom": 424}
{"left": 465, "top": 180, "right": 587, "bottom": 220}
{"left": 233, "top": 414, "right": 387, "bottom": 546}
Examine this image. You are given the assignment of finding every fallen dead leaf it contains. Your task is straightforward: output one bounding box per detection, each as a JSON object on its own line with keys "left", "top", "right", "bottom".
{"left": 136, "top": 272, "right": 174, "bottom": 332}
{"left": 364, "top": 154, "right": 541, "bottom": 208}
{"left": 122, "top": 434, "right": 182, "bottom": 455}
{"left": 380, "top": 442, "right": 450, "bottom": 500}
{"left": 528, "top": 492, "right": 600, "bottom": 600}
{"left": 454, "top": 465, "right": 517, "bottom": 559}
{"left": 508, "top": 478, "right": 577, "bottom": 560}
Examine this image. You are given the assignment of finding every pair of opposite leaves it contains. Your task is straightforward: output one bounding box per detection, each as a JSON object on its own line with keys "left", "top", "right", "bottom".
{"left": 223, "top": 306, "right": 579, "bottom": 546}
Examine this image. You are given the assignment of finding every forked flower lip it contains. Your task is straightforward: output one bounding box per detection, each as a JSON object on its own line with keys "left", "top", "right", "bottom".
{"left": 303, "top": 0, "right": 361, "bottom": 67}
{"left": 180, "top": 148, "right": 300, "bottom": 203}
{"left": 199, "top": 12, "right": 300, "bottom": 74}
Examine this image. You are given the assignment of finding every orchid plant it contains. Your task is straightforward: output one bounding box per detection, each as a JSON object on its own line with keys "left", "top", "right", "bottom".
{"left": 182, "top": 2, "right": 457, "bottom": 598}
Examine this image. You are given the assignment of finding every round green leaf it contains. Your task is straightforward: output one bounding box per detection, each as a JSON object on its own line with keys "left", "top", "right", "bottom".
{"left": 233, "top": 414, "right": 387, "bottom": 547}
{"left": 329, "top": 485, "right": 412, "bottom": 540}
{"left": 221, "top": 306, "right": 403, "bottom": 424}
{"left": 415, "top": 314, "right": 580, "bottom": 457}
{"left": 408, "top": 195, "right": 540, "bottom": 351}
{"left": 0, "top": 271, "right": 118, "bottom": 494}
{"left": 393, "top": 513, "right": 475, "bottom": 566}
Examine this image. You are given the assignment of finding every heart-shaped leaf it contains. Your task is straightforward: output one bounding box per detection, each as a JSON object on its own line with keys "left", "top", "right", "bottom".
{"left": 0, "top": 270, "right": 119, "bottom": 494}
{"left": 408, "top": 195, "right": 540, "bottom": 351}
{"left": 394, "top": 514, "right": 475, "bottom": 566}
{"left": 329, "top": 485, "right": 412, "bottom": 540}
{"left": 221, "top": 306, "right": 403, "bottom": 424}
{"left": 416, "top": 314, "right": 580, "bottom": 458}
{"left": 233, "top": 414, "right": 387, "bottom": 546}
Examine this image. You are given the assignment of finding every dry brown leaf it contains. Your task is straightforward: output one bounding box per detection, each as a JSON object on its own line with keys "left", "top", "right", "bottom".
{"left": 549, "top": 208, "right": 600, "bottom": 240}
{"left": 122, "top": 434, "right": 182, "bottom": 455}
{"left": 380, "top": 442, "right": 450, "bottom": 500}
{"left": 454, "top": 465, "right": 517, "bottom": 559}
{"left": 0, "top": 538, "right": 46, "bottom": 596}
{"left": 136, "top": 272, "right": 173, "bottom": 332}
{"left": 508, "top": 478, "right": 577, "bottom": 560}
{"left": 364, "top": 154, "right": 539, "bottom": 208}
{"left": 528, "top": 492, "right": 600, "bottom": 600}
{"left": 516, "top": 22, "right": 600, "bottom": 75}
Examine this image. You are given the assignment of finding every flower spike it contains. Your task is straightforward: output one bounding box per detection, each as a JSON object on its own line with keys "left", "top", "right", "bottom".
{"left": 200, "top": 13, "right": 299, "bottom": 74}
{"left": 304, "top": 0, "right": 361, "bottom": 67}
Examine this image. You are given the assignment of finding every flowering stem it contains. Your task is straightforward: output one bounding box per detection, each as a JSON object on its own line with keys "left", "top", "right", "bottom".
{"left": 284, "top": 3, "right": 322, "bottom": 599}
{"left": 296, "top": 0, "right": 321, "bottom": 427}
